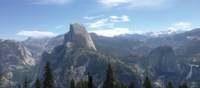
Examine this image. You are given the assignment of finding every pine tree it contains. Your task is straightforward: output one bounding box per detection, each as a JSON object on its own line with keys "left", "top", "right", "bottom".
{"left": 196, "top": 82, "right": 200, "bottom": 88}
{"left": 179, "top": 82, "right": 188, "bottom": 88}
{"left": 23, "top": 78, "right": 29, "bottom": 88}
{"left": 166, "top": 81, "right": 173, "bottom": 88}
{"left": 0, "top": 73, "right": 2, "bottom": 87}
{"left": 43, "top": 61, "right": 54, "bottom": 88}
{"left": 182, "top": 82, "right": 188, "bottom": 88}
{"left": 103, "top": 63, "right": 115, "bottom": 88}
{"left": 70, "top": 79, "right": 75, "bottom": 88}
{"left": 129, "top": 81, "right": 136, "bottom": 88}
{"left": 35, "top": 78, "right": 41, "bottom": 88}
{"left": 76, "top": 81, "right": 88, "bottom": 88}
{"left": 88, "top": 73, "right": 95, "bottom": 88}
{"left": 143, "top": 77, "right": 152, "bottom": 88}
{"left": 17, "top": 83, "right": 21, "bottom": 88}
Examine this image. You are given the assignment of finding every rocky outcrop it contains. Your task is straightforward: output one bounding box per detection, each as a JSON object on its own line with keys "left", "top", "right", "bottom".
{"left": 23, "top": 37, "right": 51, "bottom": 58}
{"left": 0, "top": 40, "right": 35, "bottom": 87}
{"left": 148, "top": 46, "right": 179, "bottom": 74}
{"left": 39, "top": 24, "right": 139, "bottom": 88}
{"left": 64, "top": 23, "right": 96, "bottom": 51}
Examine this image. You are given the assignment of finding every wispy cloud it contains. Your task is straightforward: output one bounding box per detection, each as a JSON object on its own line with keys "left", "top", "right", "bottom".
{"left": 86, "top": 15, "right": 130, "bottom": 28}
{"left": 110, "top": 15, "right": 129, "bottom": 22}
{"left": 167, "top": 22, "right": 192, "bottom": 32}
{"left": 55, "top": 25, "right": 66, "bottom": 29}
{"left": 87, "top": 18, "right": 113, "bottom": 28}
{"left": 33, "top": 0, "right": 69, "bottom": 5}
{"left": 98, "top": 0, "right": 171, "bottom": 8}
{"left": 85, "top": 15, "right": 132, "bottom": 37}
{"left": 98, "top": 0, "right": 130, "bottom": 7}
{"left": 83, "top": 15, "right": 104, "bottom": 20}
{"left": 90, "top": 28, "right": 132, "bottom": 37}
{"left": 16, "top": 31, "right": 57, "bottom": 38}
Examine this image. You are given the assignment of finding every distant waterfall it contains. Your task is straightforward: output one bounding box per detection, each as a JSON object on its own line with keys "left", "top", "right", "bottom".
{"left": 185, "top": 64, "right": 199, "bottom": 79}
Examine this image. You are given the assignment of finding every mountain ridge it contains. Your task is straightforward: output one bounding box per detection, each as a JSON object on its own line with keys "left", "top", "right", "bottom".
{"left": 0, "top": 24, "right": 200, "bottom": 87}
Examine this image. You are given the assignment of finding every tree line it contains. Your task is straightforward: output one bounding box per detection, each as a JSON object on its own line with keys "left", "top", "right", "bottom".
{"left": 6, "top": 62, "right": 191, "bottom": 88}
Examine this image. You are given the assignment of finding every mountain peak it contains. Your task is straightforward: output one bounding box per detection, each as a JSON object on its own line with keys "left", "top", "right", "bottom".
{"left": 69, "top": 23, "right": 87, "bottom": 33}
{"left": 64, "top": 23, "right": 96, "bottom": 51}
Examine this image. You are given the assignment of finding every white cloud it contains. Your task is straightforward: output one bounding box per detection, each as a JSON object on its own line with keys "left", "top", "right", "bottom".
{"left": 88, "top": 18, "right": 110, "bottom": 28}
{"left": 55, "top": 25, "right": 66, "bottom": 29}
{"left": 85, "top": 15, "right": 132, "bottom": 37}
{"left": 98, "top": 0, "right": 170, "bottom": 8}
{"left": 86, "top": 15, "right": 130, "bottom": 28}
{"left": 167, "top": 22, "right": 192, "bottom": 33}
{"left": 121, "top": 15, "right": 130, "bottom": 22}
{"left": 98, "top": 0, "right": 130, "bottom": 7}
{"left": 90, "top": 28, "right": 133, "bottom": 37}
{"left": 16, "top": 31, "right": 57, "bottom": 38}
{"left": 110, "top": 15, "right": 129, "bottom": 22}
{"left": 33, "top": 0, "right": 69, "bottom": 5}
{"left": 83, "top": 15, "right": 103, "bottom": 20}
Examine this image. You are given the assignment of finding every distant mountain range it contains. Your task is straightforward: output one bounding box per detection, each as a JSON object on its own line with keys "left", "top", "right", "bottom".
{"left": 0, "top": 23, "right": 200, "bottom": 87}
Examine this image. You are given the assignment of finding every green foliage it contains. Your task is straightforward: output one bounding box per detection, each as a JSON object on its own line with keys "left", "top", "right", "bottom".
{"left": 0, "top": 74, "right": 3, "bottom": 87}
{"left": 35, "top": 78, "right": 41, "bottom": 88}
{"left": 23, "top": 78, "right": 29, "bottom": 88}
{"left": 115, "top": 82, "right": 128, "bottom": 88}
{"left": 88, "top": 73, "right": 95, "bottom": 88}
{"left": 129, "top": 81, "right": 136, "bottom": 88}
{"left": 76, "top": 81, "right": 88, "bottom": 88}
{"left": 70, "top": 79, "right": 75, "bottom": 88}
{"left": 166, "top": 81, "right": 173, "bottom": 88}
{"left": 17, "top": 62, "right": 196, "bottom": 88}
{"left": 179, "top": 82, "right": 188, "bottom": 88}
{"left": 143, "top": 77, "right": 152, "bottom": 88}
{"left": 43, "top": 61, "right": 54, "bottom": 88}
{"left": 17, "top": 83, "right": 21, "bottom": 88}
{"left": 103, "top": 63, "right": 115, "bottom": 88}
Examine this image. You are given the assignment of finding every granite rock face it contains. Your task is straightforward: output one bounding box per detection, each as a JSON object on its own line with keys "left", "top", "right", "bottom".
{"left": 148, "top": 46, "right": 180, "bottom": 74}
{"left": 39, "top": 24, "right": 138, "bottom": 88}
{"left": 0, "top": 40, "right": 35, "bottom": 87}
{"left": 64, "top": 23, "right": 96, "bottom": 51}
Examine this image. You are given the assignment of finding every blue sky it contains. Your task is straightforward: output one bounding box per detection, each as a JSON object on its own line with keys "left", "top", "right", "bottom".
{"left": 0, "top": 0, "right": 199, "bottom": 40}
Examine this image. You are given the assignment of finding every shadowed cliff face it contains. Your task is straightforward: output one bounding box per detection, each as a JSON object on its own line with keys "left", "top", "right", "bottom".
{"left": 64, "top": 23, "right": 96, "bottom": 51}
{"left": 148, "top": 46, "right": 180, "bottom": 75}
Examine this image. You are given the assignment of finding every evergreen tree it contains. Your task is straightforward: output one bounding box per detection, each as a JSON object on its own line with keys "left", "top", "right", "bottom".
{"left": 23, "top": 78, "right": 29, "bottom": 88}
{"left": 43, "top": 61, "right": 54, "bottom": 88}
{"left": 196, "top": 82, "right": 200, "bottom": 88}
{"left": 143, "top": 77, "right": 152, "bottom": 88}
{"left": 103, "top": 63, "right": 115, "bottom": 88}
{"left": 35, "top": 78, "right": 41, "bottom": 88}
{"left": 76, "top": 81, "right": 88, "bottom": 88}
{"left": 116, "top": 83, "right": 127, "bottom": 88}
{"left": 70, "top": 79, "right": 75, "bottom": 88}
{"left": 166, "top": 81, "right": 173, "bottom": 88}
{"left": 0, "top": 73, "right": 2, "bottom": 87}
{"left": 17, "top": 83, "right": 21, "bottom": 88}
{"left": 88, "top": 73, "right": 96, "bottom": 88}
{"left": 179, "top": 82, "right": 188, "bottom": 88}
{"left": 182, "top": 82, "right": 188, "bottom": 88}
{"left": 129, "top": 81, "right": 136, "bottom": 88}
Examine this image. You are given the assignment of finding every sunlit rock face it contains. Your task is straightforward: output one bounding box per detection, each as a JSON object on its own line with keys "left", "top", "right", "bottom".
{"left": 38, "top": 23, "right": 139, "bottom": 88}
{"left": 64, "top": 23, "right": 96, "bottom": 51}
